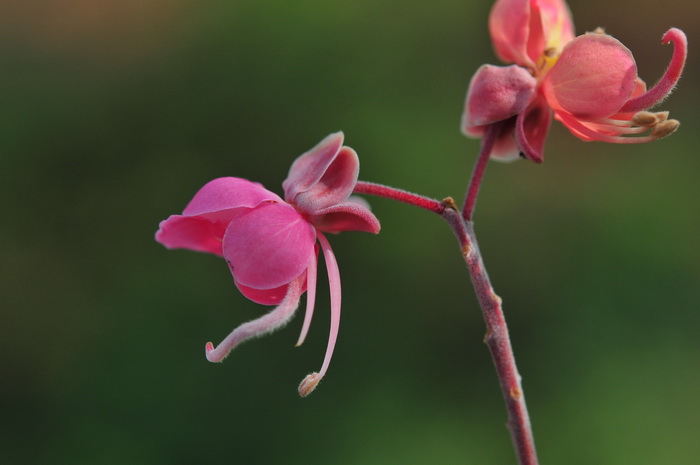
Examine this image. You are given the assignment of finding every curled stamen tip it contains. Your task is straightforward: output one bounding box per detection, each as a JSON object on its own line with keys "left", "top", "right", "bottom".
{"left": 652, "top": 119, "right": 680, "bottom": 138}
{"left": 298, "top": 372, "right": 322, "bottom": 397}
{"left": 663, "top": 27, "right": 686, "bottom": 45}
{"left": 205, "top": 342, "right": 221, "bottom": 363}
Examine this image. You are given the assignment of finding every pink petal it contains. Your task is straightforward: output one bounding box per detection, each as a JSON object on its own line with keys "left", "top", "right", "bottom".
{"left": 461, "top": 122, "right": 485, "bottom": 139}
{"left": 155, "top": 177, "right": 283, "bottom": 256}
{"left": 489, "top": 0, "right": 574, "bottom": 69}
{"left": 489, "top": 119, "right": 522, "bottom": 162}
{"left": 608, "top": 77, "right": 647, "bottom": 121}
{"left": 489, "top": 0, "right": 538, "bottom": 68}
{"left": 290, "top": 147, "right": 360, "bottom": 214}
{"left": 156, "top": 215, "right": 228, "bottom": 256}
{"left": 223, "top": 202, "right": 316, "bottom": 290}
{"left": 235, "top": 282, "right": 293, "bottom": 306}
{"left": 183, "top": 177, "right": 283, "bottom": 218}
{"left": 461, "top": 120, "right": 521, "bottom": 163}
{"left": 463, "top": 64, "right": 537, "bottom": 127}
{"left": 542, "top": 33, "right": 637, "bottom": 121}
{"left": 310, "top": 201, "right": 381, "bottom": 234}
{"left": 282, "top": 132, "right": 345, "bottom": 203}
{"left": 515, "top": 95, "right": 552, "bottom": 163}
{"left": 537, "top": 0, "right": 575, "bottom": 50}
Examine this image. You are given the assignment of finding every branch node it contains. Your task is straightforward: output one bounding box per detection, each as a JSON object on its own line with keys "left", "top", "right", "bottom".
{"left": 483, "top": 327, "right": 493, "bottom": 343}
{"left": 441, "top": 196, "right": 458, "bottom": 210}
{"left": 509, "top": 386, "right": 522, "bottom": 401}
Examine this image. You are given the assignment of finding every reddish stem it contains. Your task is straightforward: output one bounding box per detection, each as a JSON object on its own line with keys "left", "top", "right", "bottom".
{"left": 353, "top": 181, "right": 445, "bottom": 214}
{"left": 354, "top": 181, "right": 539, "bottom": 465}
{"left": 462, "top": 123, "right": 500, "bottom": 221}
{"left": 445, "top": 209, "right": 538, "bottom": 465}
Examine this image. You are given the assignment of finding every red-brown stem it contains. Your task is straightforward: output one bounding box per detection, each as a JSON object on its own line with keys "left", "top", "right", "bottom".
{"left": 354, "top": 181, "right": 539, "bottom": 465}
{"left": 354, "top": 181, "right": 445, "bottom": 214}
{"left": 444, "top": 208, "right": 538, "bottom": 465}
{"left": 462, "top": 123, "right": 500, "bottom": 221}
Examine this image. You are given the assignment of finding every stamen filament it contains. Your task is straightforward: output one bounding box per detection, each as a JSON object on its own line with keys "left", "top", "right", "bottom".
{"left": 296, "top": 249, "right": 318, "bottom": 347}
{"left": 298, "top": 232, "right": 342, "bottom": 397}
{"left": 557, "top": 112, "right": 677, "bottom": 143}
{"left": 205, "top": 277, "right": 304, "bottom": 362}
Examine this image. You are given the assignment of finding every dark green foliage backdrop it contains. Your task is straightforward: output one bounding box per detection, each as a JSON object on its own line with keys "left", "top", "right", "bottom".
{"left": 1, "top": 1, "right": 698, "bottom": 463}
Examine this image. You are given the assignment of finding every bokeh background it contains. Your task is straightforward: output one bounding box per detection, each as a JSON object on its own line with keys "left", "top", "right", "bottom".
{"left": 1, "top": 1, "right": 698, "bottom": 464}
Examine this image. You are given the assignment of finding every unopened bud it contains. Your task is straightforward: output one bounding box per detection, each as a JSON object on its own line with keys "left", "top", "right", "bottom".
{"left": 298, "top": 372, "right": 321, "bottom": 397}
{"left": 651, "top": 119, "right": 680, "bottom": 138}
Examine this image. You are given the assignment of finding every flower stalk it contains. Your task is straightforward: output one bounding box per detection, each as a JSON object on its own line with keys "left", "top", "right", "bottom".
{"left": 353, "top": 159, "right": 539, "bottom": 465}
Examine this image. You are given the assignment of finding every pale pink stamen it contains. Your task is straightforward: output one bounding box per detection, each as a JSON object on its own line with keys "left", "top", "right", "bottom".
{"left": 205, "top": 277, "right": 304, "bottom": 363}
{"left": 298, "top": 232, "right": 342, "bottom": 397}
{"left": 585, "top": 122, "right": 648, "bottom": 135}
{"left": 556, "top": 112, "right": 673, "bottom": 144}
{"left": 619, "top": 28, "right": 687, "bottom": 113}
{"left": 295, "top": 248, "right": 318, "bottom": 347}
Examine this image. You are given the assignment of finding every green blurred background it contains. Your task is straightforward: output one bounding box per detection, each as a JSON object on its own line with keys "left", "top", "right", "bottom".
{"left": 1, "top": 1, "right": 698, "bottom": 464}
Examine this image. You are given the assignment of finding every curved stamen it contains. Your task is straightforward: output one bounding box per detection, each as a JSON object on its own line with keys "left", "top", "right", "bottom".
{"left": 298, "top": 232, "right": 342, "bottom": 397}
{"left": 620, "top": 28, "right": 687, "bottom": 113}
{"left": 295, "top": 249, "right": 318, "bottom": 347}
{"left": 585, "top": 122, "right": 648, "bottom": 135}
{"left": 205, "top": 277, "right": 304, "bottom": 362}
{"left": 558, "top": 111, "right": 678, "bottom": 143}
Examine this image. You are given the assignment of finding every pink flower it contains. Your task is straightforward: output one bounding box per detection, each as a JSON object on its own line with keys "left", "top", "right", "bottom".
{"left": 155, "top": 132, "right": 380, "bottom": 396}
{"left": 462, "top": 0, "right": 687, "bottom": 162}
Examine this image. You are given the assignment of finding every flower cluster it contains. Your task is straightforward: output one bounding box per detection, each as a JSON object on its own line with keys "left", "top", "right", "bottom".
{"left": 462, "top": 0, "right": 687, "bottom": 162}
{"left": 156, "top": 133, "right": 379, "bottom": 396}
{"left": 156, "top": 0, "right": 687, "bottom": 404}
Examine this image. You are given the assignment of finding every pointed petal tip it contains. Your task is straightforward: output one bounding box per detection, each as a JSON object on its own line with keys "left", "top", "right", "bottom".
{"left": 298, "top": 372, "right": 322, "bottom": 397}
{"left": 322, "top": 131, "right": 345, "bottom": 147}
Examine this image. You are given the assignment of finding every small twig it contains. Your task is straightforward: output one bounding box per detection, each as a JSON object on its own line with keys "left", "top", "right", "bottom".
{"left": 462, "top": 123, "right": 501, "bottom": 221}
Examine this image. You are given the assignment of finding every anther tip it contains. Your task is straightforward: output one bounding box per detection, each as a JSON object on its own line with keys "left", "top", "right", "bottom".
{"left": 632, "top": 111, "right": 657, "bottom": 127}
{"left": 298, "top": 372, "right": 321, "bottom": 397}
{"left": 652, "top": 119, "right": 680, "bottom": 138}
